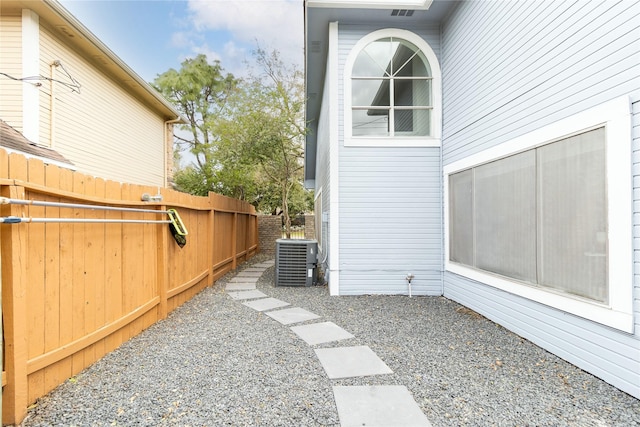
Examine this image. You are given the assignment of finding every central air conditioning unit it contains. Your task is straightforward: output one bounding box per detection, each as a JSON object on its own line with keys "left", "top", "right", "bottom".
{"left": 275, "top": 238, "right": 318, "bottom": 287}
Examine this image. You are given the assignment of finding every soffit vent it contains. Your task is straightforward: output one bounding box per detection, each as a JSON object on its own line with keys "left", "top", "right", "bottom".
{"left": 391, "top": 9, "right": 415, "bottom": 17}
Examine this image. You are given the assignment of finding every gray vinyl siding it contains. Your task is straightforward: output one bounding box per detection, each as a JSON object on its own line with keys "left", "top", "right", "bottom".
{"left": 337, "top": 24, "right": 443, "bottom": 295}
{"left": 441, "top": 1, "right": 640, "bottom": 398}
{"left": 441, "top": 0, "right": 640, "bottom": 165}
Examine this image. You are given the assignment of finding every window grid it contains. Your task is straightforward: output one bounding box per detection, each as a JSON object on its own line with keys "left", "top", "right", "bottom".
{"left": 351, "top": 37, "right": 433, "bottom": 137}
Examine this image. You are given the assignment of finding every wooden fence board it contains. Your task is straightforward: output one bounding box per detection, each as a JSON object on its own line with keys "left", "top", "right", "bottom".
{"left": 43, "top": 164, "right": 62, "bottom": 394}
{"left": 71, "top": 173, "right": 86, "bottom": 375}
{"left": 104, "top": 179, "right": 123, "bottom": 354}
{"left": 56, "top": 167, "right": 74, "bottom": 386}
{"left": 93, "top": 177, "right": 107, "bottom": 360}
{"left": 83, "top": 175, "right": 97, "bottom": 369}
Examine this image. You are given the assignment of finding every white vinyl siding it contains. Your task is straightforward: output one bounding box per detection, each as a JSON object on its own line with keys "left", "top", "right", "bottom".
{"left": 442, "top": 0, "right": 640, "bottom": 164}
{"left": 337, "top": 24, "right": 442, "bottom": 295}
{"left": 0, "top": 14, "right": 24, "bottom": 130}
{"left": 441, "top": 0, "right": 640, "bottom": 399}
{"left": 38, "top": 24, "right": 165, "bottom": 186}
{"left": 339, "top": 146, "right": 442, "bottom": 295}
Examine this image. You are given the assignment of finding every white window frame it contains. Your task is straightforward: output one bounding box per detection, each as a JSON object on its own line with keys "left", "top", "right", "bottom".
{"left": 344, "top": 29, "right": 441, "bottom": 147}
{"left": 443, "top": 96, "right": 633, "bottom": 333}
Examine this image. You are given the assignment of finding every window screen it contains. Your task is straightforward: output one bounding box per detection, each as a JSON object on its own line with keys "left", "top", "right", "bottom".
{"left": 448, "top": 127, "right": 607, "bottom": 303}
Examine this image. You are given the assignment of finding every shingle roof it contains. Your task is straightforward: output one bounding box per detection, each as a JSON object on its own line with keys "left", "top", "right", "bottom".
{"left": 0, "top": 119, "right": 73, "bottom": 166}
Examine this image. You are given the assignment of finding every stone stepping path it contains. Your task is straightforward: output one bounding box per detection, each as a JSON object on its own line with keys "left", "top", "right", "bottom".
{"left": 334, "top": 385, "right": 432, "bottom": 427}
{"left": 229, "top": 276, "right": 259, "bottom": 284}
{"left": 242, "top": 297, "right": 290, "bottom": 311}
{"left": 224, "top": 259, "right": 431, "bottom": 426}
{"left": 266, "top": 307, "right": 321, "bottom": 325}
{"left": 225, "top": 283, "right": 257, "bottom": 291}
{"left": 315, "top": 346, "right": 393, "bottom": 379}
{"left": 227, "top": 290, "right": 267, "bottom": 300}
{"left": 290, "top": 321, "right": 354, "bottom": 346}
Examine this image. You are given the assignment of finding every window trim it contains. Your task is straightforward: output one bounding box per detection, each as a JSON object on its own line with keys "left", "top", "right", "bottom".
{"left": 443, "top": 96, "right": 633, "bottom": 333}
{"left": 344, "top": 29, "right": 442, "bottom": 147}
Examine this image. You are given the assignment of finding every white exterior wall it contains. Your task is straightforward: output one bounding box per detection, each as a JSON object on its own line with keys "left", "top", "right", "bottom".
{"left": 441, "top": 0, "right": 640, "bottom": 398}
{"left": 336, "top": 23, "right": 443, "bottom": 295}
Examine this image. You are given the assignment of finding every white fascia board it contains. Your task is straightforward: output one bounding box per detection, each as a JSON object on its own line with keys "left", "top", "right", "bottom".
{"left": 307, "top": 0, "right": 432, "bottom": 10}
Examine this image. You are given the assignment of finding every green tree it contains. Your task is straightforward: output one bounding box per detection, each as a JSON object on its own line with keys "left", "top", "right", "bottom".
{"left": 219, "top": 47, "right": 308, "bottom": 237}
{"left": 152, "top": 54, "right": 238, "bottom": 193}
{"left": 153, "top": 50, "right": 311, "bottom": 233}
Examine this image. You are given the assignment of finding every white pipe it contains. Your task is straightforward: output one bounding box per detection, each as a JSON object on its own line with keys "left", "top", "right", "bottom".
{"left": 0, "top": 197, "right": 169, "bottom": 214}
{"left": 0, "top": 216, "right": 171, "bottom": 224}
{"left": 406, "top": 273, "right": 414, "bottom": 297}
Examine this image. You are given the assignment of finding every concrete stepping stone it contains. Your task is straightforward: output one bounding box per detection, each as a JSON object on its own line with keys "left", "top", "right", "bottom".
{"left": 265, "top": 307, "right": 321, "bottom": 325}
{"left": 253, "top": 261, "right": 275, "bottom": 268}
{"left": 242, "top": 297, "right": 290, "bottom": 312}
{"left": 333, "top": 385, "right": 431, "bottom": 427}
{"left": 241, "top": 267, "right": 267, "bottom": 272}
{"left": 225, "top": 283, "right": 256, "bottom": 291}
{"left": 227, "top": 290, "right": 267, "bottom": 300}
{"left": 235, "top": 270, "right": 263, "bottom": 277}
{"left": 230, "top": 276, "right": 259, "bottom": 284}
{"left": 314, "top": 346, "right": 393, "bottom": 379}
{"left": 290, "top": 322, "right": 354, "bottom": 346}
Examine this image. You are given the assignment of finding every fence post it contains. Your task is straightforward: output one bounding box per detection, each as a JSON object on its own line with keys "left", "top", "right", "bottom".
{"left": 1, "top": 184, "right": 29, "bottom": 425}
{"left": 231, "top": 212, "right": 238, "bottom": 270}
{"left": 208, "top": 199, "right": 215, "bottom": 285}
{"left": 156, "top": 201, "right": 168, "bottom": 320}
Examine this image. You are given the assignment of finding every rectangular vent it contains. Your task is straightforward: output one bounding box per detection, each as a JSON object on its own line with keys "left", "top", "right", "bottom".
{"left": 391, "top": 9, "right": 414, "bottom": 17}
{"left": 310, "top": 41, "right": 322, "bottom": 53}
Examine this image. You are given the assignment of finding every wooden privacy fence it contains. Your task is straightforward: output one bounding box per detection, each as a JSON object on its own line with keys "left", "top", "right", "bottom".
{"left": 0, "top": 150, "right": 258, "bottom": 425}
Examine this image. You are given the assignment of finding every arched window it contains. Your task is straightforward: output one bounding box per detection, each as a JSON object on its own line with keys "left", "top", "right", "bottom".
{"left": 345, "top": 30, "right": 441, "bottom": 146}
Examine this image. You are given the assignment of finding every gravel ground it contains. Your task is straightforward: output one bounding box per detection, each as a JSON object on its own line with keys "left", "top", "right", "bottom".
{"left": 21, "top": 255, "right": 640, "bottom": 426}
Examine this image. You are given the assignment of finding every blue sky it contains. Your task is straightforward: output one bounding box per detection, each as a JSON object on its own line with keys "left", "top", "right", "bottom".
{"left": 59, "top": 0, "right": 305, "bottom": 84}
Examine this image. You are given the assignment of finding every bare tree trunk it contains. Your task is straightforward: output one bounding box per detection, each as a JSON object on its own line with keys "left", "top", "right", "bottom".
{"left": 282, "top": 180, "right": 291, "bottom": 238}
